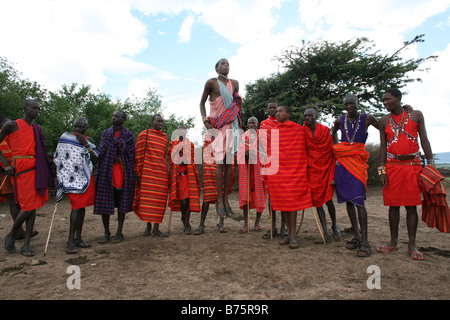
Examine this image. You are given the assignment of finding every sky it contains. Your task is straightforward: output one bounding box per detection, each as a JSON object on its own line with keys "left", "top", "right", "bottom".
{"left": 1, "top": 0, "right": 449, "bottom": 153}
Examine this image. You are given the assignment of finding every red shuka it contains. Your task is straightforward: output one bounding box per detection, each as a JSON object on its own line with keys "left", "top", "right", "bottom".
{"left": 266, "top": 121, "right": 312, "bottom": 211}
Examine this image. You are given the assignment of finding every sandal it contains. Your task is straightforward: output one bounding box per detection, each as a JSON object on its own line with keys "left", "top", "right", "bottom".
{"left": 410, "top": 251, "right": 424, "bottom": 261}
{"left": 346, "top": 237, "right": 360, "bottom": 250}
{"left": 239, "top": 227, "right": 249, "bottom": 234}
{"left": 194, "top": 226, "right": 205, "bottom": 235}
{"left": 20, "top": 246, "right": 35, "bottom": 257}
{"left": 289, "top": 238, "right": 299, "bottom": 249}
{"left": 152, "top": 230, "right": 168, "bottom": 237}
{"left": 216, "top": 206, "right": 226, "bottom": 219}
{"left": 254, "top": 224, "right": 262, "bottom": 232}
{"left": 217, "top": 223, "right": 227, "bottom": 233}
{"left": 184, "top": 225, "right": 192, "bottom": 235}
{"left": 4, "top": 235, "right": 16, "bottom": 253}
{"left": 356, "top": 244, "right": 371, "bottom": 258}
{"left": 377, "top": 244, "right": 399, "bottom": 253}
{"left": 98, "top": 233, "right": 110, "bottom": 244}
{"left": 66, "top": 244, "right": 78, "bottom": 254}
{"left": 332, "top": 226, "right": 341, "bottom": 240}
{"left": 279, "top": 236, "right": 290, "bottom": 245}
{"left": 262, "top": 229, "right": 278, "bottom": 239}
{"left": 75, "top": 240, "right": 90, "bottom": 248}
{"left": 113, "top": 233, "right": 124, "bottom": 243}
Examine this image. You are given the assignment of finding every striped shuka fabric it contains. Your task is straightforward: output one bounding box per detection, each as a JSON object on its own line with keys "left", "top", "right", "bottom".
{"left": 202, "top": 137, "right": 235, "bottom": 204}
{"left": 206, "top": 92, "right": 242, "bottom": 130}
{"left": 259, "top": 116, "right": 280, "bottom": 207}
{"left": 133, "top": 128, "right": 169, "bottom": 223}
{"left": 304, "top": 123, "right": 335, "bottom": 207}
{"left": 94, "top": 127, "right": 136, "bottom": 215}
{"left": 419, "top": 166, "right": 450, "bottom": 233}
{"left": 168, "top": 138, "right": 201, "bottom": 212}
{"left": 266, "top": 121, "right": 312, "bottom": 212}
{"left": 259, "top": 116, "right": 279, "bottom": 166}
{"left": 237, "top": 130, "right": 266, "bottom": 212}
{"left": 332, "top": 142, "right": 369, "bottom": 188}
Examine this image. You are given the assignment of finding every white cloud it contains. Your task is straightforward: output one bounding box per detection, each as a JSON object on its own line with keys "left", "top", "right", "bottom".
{"left": 404, "top": 44, "right": 450, "bottom": 153}
{"left": 298, "top": 0, "right": 449, "bottom": 33}
{"left": 0, "top": 0, "right": 148, "bottom": 91}
{"left": 178, "top": 14, "right": 196, "bottom": 43}
{"left": 127, "top": 78, "right": 159, "bottom": 98}
{"left": 230, "top": 26, "right": 305, "bottom": 93}
{"left": 131, "top": 0, "right": 283, "bottom": 44}
{"left": 1, "top": 0, "right": 448, "bottom": 152}
{"left": 297, "top": 0, "right": 450, "bottom": 58}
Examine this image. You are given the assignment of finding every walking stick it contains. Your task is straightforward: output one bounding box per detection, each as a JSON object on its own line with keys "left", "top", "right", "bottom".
{"left": 311, "top": 207, "right": 326, "bottom": 244}
{"left": 44, "top": 203, "right": 58, "bottom": 256}
{"left": 0, "top": 175, "right": 7, "bottom": 191}
{"left": 296, "top": 210, "right": 305, "bottom": 235}
{"left": 247, "top": 161, "right": 250, "bottom": 233}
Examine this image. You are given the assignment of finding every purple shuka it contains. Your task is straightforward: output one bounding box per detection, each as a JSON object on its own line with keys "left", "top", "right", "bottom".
{"left": 32, "top": 123, "right": 55, "bottom": 196}
{"left": 94, "top": 127, "right": 135, "bottom": 215}
{"left": 334, "top": 113, "right": 368, "bottom": 207}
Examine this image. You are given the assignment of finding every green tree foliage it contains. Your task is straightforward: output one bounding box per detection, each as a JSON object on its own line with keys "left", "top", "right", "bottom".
{"left": 243, "top": 35, "right": 437, "bottom": 125}
{"left": 0, "top": 57, "right": 195, "bottom": 154}
{"left": 0, "top": 57, "right": 48, "bottom": 120}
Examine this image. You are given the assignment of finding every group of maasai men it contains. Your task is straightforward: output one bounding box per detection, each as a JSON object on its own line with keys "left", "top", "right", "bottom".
{"left": 1, "top": 58, "right": 447, "bottom": 261}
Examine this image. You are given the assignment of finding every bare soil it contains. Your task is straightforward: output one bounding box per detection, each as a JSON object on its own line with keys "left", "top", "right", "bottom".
{"left": 1, "top": 185, "right": 449, "bottom": 301}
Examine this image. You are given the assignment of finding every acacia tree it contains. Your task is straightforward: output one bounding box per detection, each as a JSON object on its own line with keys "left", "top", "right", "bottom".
{"left": 242, "top": 35, "right": 436, "bottom": 125}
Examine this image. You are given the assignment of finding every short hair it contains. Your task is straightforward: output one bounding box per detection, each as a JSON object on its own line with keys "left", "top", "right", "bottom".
{"left": 384, "top": 88, "right": 402, "bottom": 99}
{"left": 151, "top": 114, "right": 163, "bottom": 122}
{"left": 215, "top": 58, "right": 227, "bottom": 70}
{"left": 304, "top": 108, "right": 318, "bottom": 118}
{"left": 116, "top": 110, "right": 127, "bottom": 121}
{"left": 267, "top": 101, "right": 278, "bottom": 107}
{"left": 23, "top": 99, "right": 39, "bottom": 108}
{"left": 343, "top": 93, "right": 358, "bottom": 105}
{"left": 279, "top": 105, "right": 292, "bottom": 115}
{"left": 74, "top": 117, "right": 88, "bottom": 126}
{"left": 247, "top": 116, "right": 258, "bottom": 124}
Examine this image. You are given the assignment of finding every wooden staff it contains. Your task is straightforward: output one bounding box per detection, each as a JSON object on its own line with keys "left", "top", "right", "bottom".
{"left": 296, "top": 210, "right": 305, "bottom": 235}
{"left": 311, "top": 207, "right": 326, "bottom": 244}
{"left": 0, "top": 175, "right": 7, "bottom": 191}
{"left": 247, "top": 160, "right": 250, "bottom": 233}
{"left": 44, "top": 203, "right": 58, "bottom": 256}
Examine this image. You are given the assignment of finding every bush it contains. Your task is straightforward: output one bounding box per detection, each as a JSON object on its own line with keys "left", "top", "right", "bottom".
{"left": 366, "top": 143, "right": 380, "bottom": 186}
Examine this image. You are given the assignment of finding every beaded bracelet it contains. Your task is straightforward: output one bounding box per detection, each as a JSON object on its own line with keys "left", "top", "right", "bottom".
{"left": 378, "top": 165, "right": 386, "bottom": 176}
{"left": 427, "top": 159, "right": 436, "bottom": 168}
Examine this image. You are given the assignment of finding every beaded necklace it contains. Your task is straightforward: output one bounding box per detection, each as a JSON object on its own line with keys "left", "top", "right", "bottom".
{"left": 344, "top": 112, "right": 361, "bottom": 144}
{"left": 389, "top": 111, "right": 405, "bottom": 140}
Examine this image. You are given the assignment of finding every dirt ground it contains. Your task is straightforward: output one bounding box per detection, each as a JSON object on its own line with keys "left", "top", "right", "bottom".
{"left": 1, "top": 184, "right": 449, "bottom": 302}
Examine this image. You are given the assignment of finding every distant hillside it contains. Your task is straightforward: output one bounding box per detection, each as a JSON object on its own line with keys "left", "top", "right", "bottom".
{"left": 435, "top": 152, "right": 450, "bottom": 163}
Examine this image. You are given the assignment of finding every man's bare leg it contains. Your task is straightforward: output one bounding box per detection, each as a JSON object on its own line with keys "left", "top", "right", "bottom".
{"left": 215, "top": 163, "right": 226, "bottom": 218}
